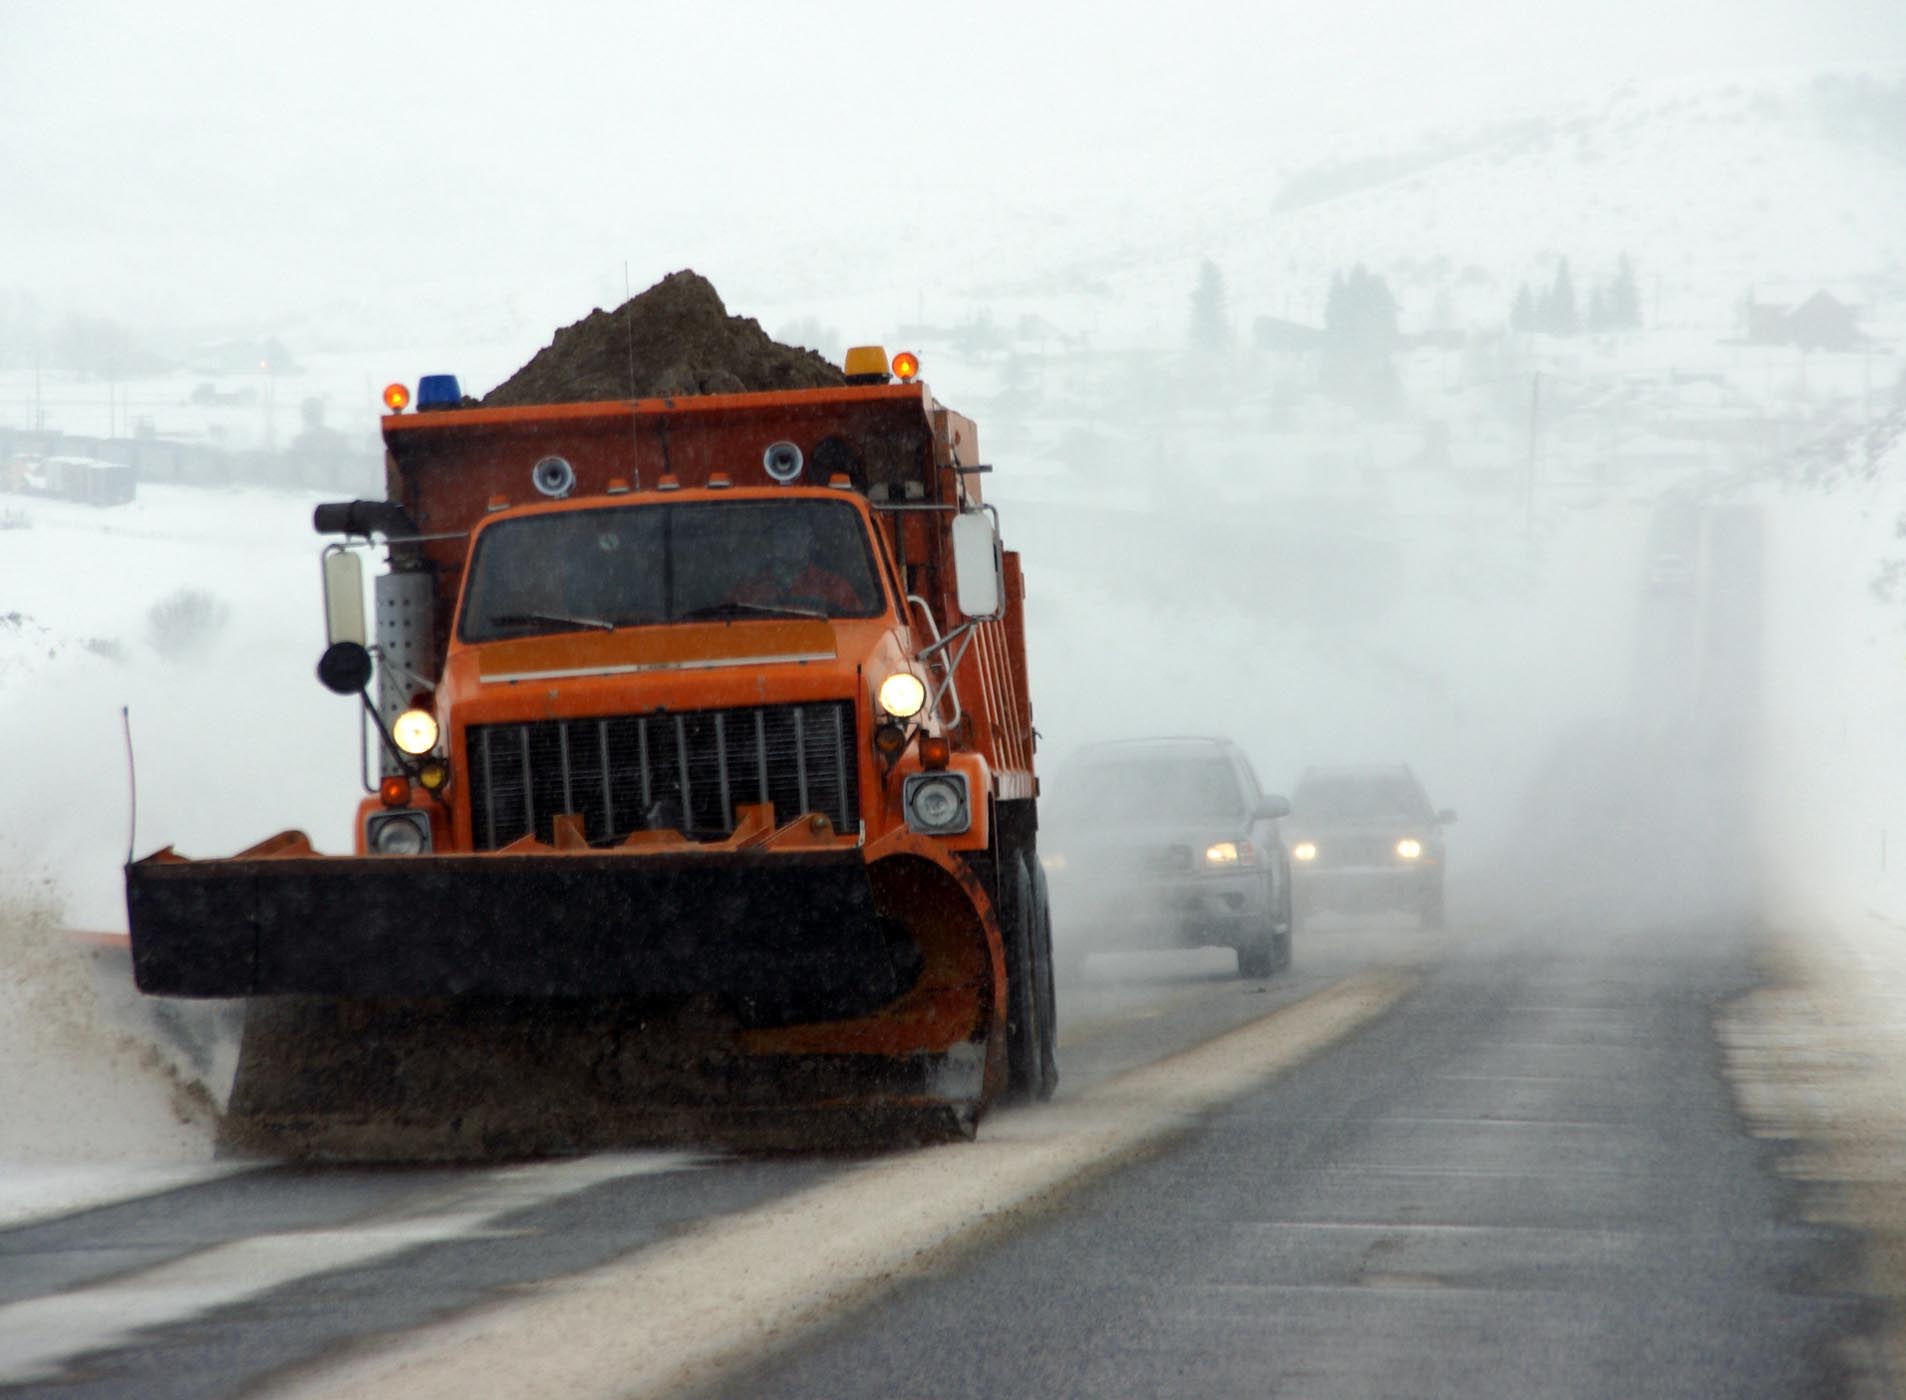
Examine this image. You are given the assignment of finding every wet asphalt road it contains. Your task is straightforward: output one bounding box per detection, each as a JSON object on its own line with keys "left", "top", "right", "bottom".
{"left": 717, "top": 927, "right": 1872, "bottom": 1400}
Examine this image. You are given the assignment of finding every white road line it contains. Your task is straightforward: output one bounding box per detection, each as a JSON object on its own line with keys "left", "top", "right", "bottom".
{"left": 1463, "top": 1041, "right": 1646, "bottom": 1051}
{"left": 0, "top": 1163, "right": 248, "bottom": 1231}
{"left": 1232, "top": 1221, "right": 1654, "bottom": 1236}
{"left": 1286, "top": 1164, "right": 1630, "bottom": 1178}
{"left": 265, "top": 969, "right": 1417, "bottom": 1400}
{"left": 1368, "top": 1116, "right": 1634, "bottom": 1129}
{"left": 0, "top": 1153, "right": 699, "bottom": 1386}
{"left": 1433, "top": 1081, "right": 1631, "bottom": 1089}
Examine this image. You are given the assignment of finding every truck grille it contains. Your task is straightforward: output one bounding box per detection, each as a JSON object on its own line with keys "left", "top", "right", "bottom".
{"left": 465, "top": 701, "right": 859, "bottom": 850}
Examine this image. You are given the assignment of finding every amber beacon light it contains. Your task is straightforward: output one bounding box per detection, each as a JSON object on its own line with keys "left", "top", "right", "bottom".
{"left": 891, "top": 350, "right": 919, "bottom": 382}
{"left": 382, "top": 382, "right": 411, "bottom": 412}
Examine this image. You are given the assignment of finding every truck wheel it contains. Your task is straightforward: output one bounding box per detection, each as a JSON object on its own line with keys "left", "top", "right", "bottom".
{"left": 1001, "top": 853, "right": 1052, "bottom": 1103}
{"left": 1029, "top": 859, "right": 1060, "bottom": 1099}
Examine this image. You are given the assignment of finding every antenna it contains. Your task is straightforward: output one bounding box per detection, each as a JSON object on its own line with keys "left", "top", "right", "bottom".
{"left": 624, "top": 261, "right": 641, "bottom": 490}
{"left": 121, "top": 705, "right": 138, "bottom": 865}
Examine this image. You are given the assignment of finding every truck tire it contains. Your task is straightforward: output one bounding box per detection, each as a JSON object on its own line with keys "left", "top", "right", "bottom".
{"left": 1001, "top": 853, "right": 1054, "bottom": 1103}
{"left": 1029, "top": 858, "right": 1060, "bottom": 1099}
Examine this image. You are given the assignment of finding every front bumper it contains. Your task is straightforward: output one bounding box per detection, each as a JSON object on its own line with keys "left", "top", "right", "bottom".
{"left": 1055, "top": 869, "right": 1269, "bottom": 950}
{"left": 1294, "top": 864, "right": 1439, "bottom": 912}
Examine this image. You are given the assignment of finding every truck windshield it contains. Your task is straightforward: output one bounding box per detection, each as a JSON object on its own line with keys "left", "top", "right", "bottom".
{"left": 459, "top": 498, "right": 885, "bottom": 641}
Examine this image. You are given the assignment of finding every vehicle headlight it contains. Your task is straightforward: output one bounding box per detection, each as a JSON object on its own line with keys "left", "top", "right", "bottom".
{"left": 903, "top": 772, "right": 969, "bottom": 834}
{"left": 366, "top": 810, "right": 431, "bottom": 855}
{"left": 1204, "top": 841, "right": 1239, "bottom": 867}
{"left": 1040, "top": 852, "right": 1067, "bottom": 873}
{"left": 1395, "top": 838, "right": 1423, "bottom": 860}
{"left": 1292, "top": 841, "right": 1317, "bottom": 862}
{"left": 392, "top": 707, "right": 439, "bottom": 755}
{"left": 877, "top": 671, "right": 927, "bottom": 719}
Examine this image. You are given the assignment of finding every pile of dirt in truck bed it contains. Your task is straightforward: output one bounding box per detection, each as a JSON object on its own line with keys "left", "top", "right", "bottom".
{"left": 481, "top": 270, "right": 845, "bottom": 406}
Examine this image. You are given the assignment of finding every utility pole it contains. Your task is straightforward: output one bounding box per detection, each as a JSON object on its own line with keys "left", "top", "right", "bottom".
{"left": 1525, "top": 371, "right": 1540, "bottom": 541}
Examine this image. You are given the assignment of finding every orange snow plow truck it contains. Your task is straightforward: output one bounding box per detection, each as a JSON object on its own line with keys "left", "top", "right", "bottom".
{"left": 124, "top": 350, "right": 1056, "bottom": 1153}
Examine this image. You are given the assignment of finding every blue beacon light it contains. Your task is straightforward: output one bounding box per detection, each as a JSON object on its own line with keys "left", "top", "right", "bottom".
{"left": 416, "top": 374, "right": 463, "bottom": 410}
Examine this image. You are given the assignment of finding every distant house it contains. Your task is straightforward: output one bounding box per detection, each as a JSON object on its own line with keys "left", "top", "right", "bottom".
{"left": 1252, "top": 317, "right": 1326, "bottom": 353}
{"left": 187, "top": 337, "right": 300, "bottom": 376}
{"left": 1746, "top": 291, "right": 1862, "bottom": 351}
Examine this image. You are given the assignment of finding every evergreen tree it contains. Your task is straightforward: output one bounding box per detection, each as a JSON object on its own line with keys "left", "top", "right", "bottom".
{"left": 1322, "top": 265, "right": 1404, "bottom": 416}
{"left": 1587, "top": 286, "right": 1610, "bottom": 332}
{"left": 1511, "top": 283, "right": 1536, "bottom": 333}
{"left": 1542, "top": 259, "right": 1580, "bottom": 335}
{"left": 1324, "top": 265, "right": 1398, "bottom": 357}
{"left": 1187, "top": 258, "right": 1231, "bottom": 353}
{"left": 1608, "top": 254, "right": 1642, "bottom": 329}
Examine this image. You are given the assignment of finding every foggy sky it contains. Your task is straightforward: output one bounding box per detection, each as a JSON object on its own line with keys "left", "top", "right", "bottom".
{"left": 3, "top": 0, "right": 1900, "bottom": 339}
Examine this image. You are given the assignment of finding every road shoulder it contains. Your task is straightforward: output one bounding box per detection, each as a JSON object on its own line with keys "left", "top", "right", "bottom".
{"left": 1720, "top": 922, "right": 1906, "bottom": 1396}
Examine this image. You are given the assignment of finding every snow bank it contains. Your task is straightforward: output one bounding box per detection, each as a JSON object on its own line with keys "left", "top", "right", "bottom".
{"left": 1720, "top": 411, "right": 1906, "bottom": 1384}
{"left": 0, "top": 885, "right": 217, "bottom": 1164}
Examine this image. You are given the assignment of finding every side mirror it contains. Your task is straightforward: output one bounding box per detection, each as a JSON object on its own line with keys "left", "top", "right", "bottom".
{"left": 317, "top": 640, "right": 374, "bottom": 695}
{"left": 950, "top": 510, "right": 1003, "bottom": 620}
{"left": 322, "top": 548, "right": 367, "bottom": 646}
{"left": 1437, "top": 808, "right": 1457, "bottom": 825}
{"left": 1256, "top": 794, "right": 1291, "bottom": 821}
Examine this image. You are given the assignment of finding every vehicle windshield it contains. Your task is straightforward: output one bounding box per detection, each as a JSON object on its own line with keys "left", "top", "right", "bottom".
{"left": 1293, "top": 775, "right": 1433, "bottom": 825}
{"left": 459, "top": 498, "right": 885, "bottom": 641}
{"left": 1061, "top": 758, "right": 1245, "bottom": 826}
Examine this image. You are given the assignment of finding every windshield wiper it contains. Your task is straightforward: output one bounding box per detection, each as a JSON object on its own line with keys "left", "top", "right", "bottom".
{"left": 676, "top": 601, "right": 827, "bottom": 622}
{"left": 486, "top": 610, "right": 616, "bottom": 633}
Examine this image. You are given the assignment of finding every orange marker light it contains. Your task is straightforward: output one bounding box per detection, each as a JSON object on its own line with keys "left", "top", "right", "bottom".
{"left": 892, "top": 351, "right": 919, "bottom": 382}
{"left": 383, "top": 382, "right": 411, "bottom": 412}
{"left": 919, "top": 735, "right": 951, "bottom": 770}
{"left": 379, "top": 774, "right": 412, "bottom": 807}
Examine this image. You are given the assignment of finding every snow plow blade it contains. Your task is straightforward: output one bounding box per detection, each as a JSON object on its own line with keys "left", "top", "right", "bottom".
{"left": 123, "top": 838, "right": 1004, "bottom": 1157}
{"left": 128, "top": 847, "right": 904, "bottom": 1016}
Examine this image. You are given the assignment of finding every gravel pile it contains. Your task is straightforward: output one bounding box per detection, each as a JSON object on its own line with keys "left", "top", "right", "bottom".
{"left": 482, "top": 270, "right": 844, "bottom": 406}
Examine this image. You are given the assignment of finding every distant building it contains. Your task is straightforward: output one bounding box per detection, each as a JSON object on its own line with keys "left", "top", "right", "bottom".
{"left": 1746, "top": 291, "right": 1862, "bottom": 351}
{"left": 1252, "top": 317, "right": 1326, "bottom": 353}
{"left": 187, "top": 337, "right": 300, "bottom": 376}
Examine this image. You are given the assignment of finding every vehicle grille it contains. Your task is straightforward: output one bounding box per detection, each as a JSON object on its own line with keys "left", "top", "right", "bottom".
{"left": 1140, "top": 844, "right": 1194, "bottom": 875}
{"left": 1312, "top": 835, "right": 1401, "bottom": 867}
{"left": 465, "top": 701, "right": 859, "bottom": 850}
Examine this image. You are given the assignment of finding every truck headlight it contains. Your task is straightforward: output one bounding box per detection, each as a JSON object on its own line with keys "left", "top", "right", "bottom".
{"left": 878, "top": 672, "right": 927, "bottom": 719}
{"left": 1204, "top": 841, "right": 1239, "bottom": 866}
{"left": 1395, "top": 838, "right": 1423, "bottom": 860}
{"left": 903, "top": 772, "right": 969, "bottom": 834}
{"left": 392, "top": 707, "right": 439, "bottom": 755}
{"left": 367, "top": 810, "right": 431, "bottom": 855}
{"left": 1292, "top": 841, "right": 1317, "bottom": 862}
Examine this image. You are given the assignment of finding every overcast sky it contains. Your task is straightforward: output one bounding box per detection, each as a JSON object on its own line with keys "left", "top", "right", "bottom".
{"left": 3, "top": 0, "right": 1901, "bottom": 337}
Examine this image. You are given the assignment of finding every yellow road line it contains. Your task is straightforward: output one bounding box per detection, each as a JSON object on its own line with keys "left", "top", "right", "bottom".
{"left": 267, "top": 968, "right": 1417, "bottom": 1400}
